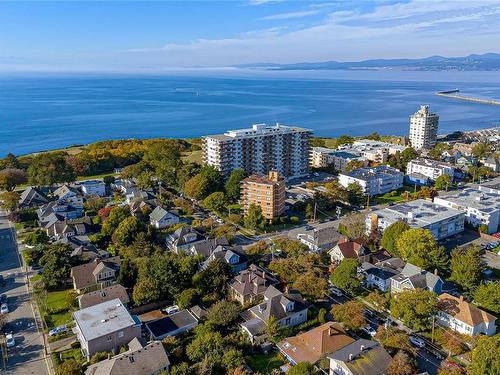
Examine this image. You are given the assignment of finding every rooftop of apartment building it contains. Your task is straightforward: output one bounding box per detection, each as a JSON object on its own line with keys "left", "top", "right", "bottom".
{"left": 341, "top": 165, "right": 403, "bottom": 181}
{"left": 408, "top": 158, "right": 454, "bottom": 168}
{"left": 311, "top": 147, "right": 364, "bottom": 159}
{"left": 436, "top": 188, "right": 500, "bottom": 213}
{"left": 353, "top": 139, "right": 408, "bottom": 151}
{"left": 369, "top": 199, "right": 464, "bottom": 227}
{"left": 411, "top": 105, "right": 439, "bottom": 118}
{"left": 204, "top": 123, "right": 312, "bottom": 140}
{"left": 242, "top": 171, "right": 285, "bottom": 185}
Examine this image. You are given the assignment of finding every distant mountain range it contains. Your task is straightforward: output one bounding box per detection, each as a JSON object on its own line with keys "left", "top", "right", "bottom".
{"left": 236, "top": 53, "right": 500, "bottom": 71}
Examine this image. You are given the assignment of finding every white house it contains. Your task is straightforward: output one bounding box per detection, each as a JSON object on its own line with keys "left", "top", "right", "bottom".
{"left": 437, "top": 294, "right": 497, "bottom": 336}
{"left": 149, "top": 206, "right": 179, "bottom": 229}
{"left": 78, "top": 180, "right": 106, "bottom": 197}
{"left": 338, "top": 165, "right": 404, "bottom": 197}
{"left": 406, "top": 158, "right": 455, "bottom": 181}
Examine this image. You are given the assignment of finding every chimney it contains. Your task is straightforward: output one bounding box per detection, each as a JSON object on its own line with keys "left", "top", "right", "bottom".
{"left": 434, "top": 269, "right": 438, "bottom": 276}
{"left": 349, "top": 354, "right": 353, "bottom": 361}
{"left": 360, "top": 345, "right": 365, "bottom": 352}
{"left": 268, "top": 170, "right": 279, "bottom": 182}
{"left": 107, "top": 353, "right": 111, "bottom": 360}
{"left": 459, "top": 295, "right": 464, "bottom": 301}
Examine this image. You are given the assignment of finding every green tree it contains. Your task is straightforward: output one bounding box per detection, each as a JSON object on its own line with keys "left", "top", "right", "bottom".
{"left": 376, "top": 327, "right": 415, "bottom": 355}
{"left": 132, "top": 277, "right": 160, "bottom": 305}
{"left": 55, "top": 359, "right": 82, "bottom": 375}
{"left": 318, "top": 308, "right": 327, "bottom": 324}
{"left": 207, "top": 300, "right": 240, "bottom": 327}
{"left": 293, "top": 272, "right": 328, "bottom": 300}
{"left": 186, "top": 325, "right": 225, "bottom": 363}
{"left": 0, "top": 168, "right": 27, "bottom": 191}
{"left": 225, "top": 168, "right": 246, "bottom": 203}
{"left": 395, "top": 228, "right": 448, "bottom": 271}
{"left": 469, "top": 335, "right": 500, "bottom": 375}
{"left": 390, "top": 289, "right": 438, "bottom": 331}
{"left": 117, "top": 257, "right": 137, "bottom": 289}
{"left": 39, "top": 244, "right": 75, "bottom": 290}
{"left": 193, "top": 259, "right": 233, "bottom": 300}
{"left": 474, "top": 281, "right": 500, "bottom": 313}
{"left": 287, "top": 362, "right": 316, "bottom": 375}
{"left": 450, "top": 245, "right": 484, "bottom": 295}
{"left": 366, "top": 290, "right": 390, "bottom": 310}
{"left": 112, "top": 216, "right": 146, "bottom": 246}
{"left": 305, "top": 203, "right": 314, "bottom": 220}
{"left": 331, "top": 300, "right": 366, "bottom": 331}
{"left": 330, "top": 258, "right": 360, "bottom": 293}
{"left": 101, "top": 206, "right": 131, "bottom": 236}
{"left": 338, "top": 212, "right": 367, "bottom": 240}
{"left": 244, "top": 203, "right": 266, "bottom": 230}
{"left": 380, "top": 221, "right": 410, "bottom": 256}
{"left": 335, "top": 135, "right": 354, "bottom": 148}
{"left": 0, "top": 191, "right": 20, "bottom": 211}
{"left": 136, "top": 170, "right": 155, "bottom": 190}
{"left": 28, "top": 152, "right": 75, "bottom": 186}
{"left": 177, "top": 288, "right": 199, "bottom": 309}
{"left": 264, "top": 316, "right": 282, "bottom": 342}
{"left": 143, "top": 140, "right": 183, "bottom": 187}
{"left": 323, "top": 181, "right": 349, "bottom": 205}
{"left": 184, "top": 173, "right": 209, "bottom": 200}
{"left": 272, "top": 237, "right": 308, "bottom": 257}
{"left": 23, "top": 230, "right": 49, "bottom": 246}
{"left": 434, "top": 174, "right": 452, "bottom": 191}
{"left": 471, "top": 142, "right": 491, "bottom": 159}
{"left": 203, "top": 191, "right": 227, "bottom": 213}
{"left": 169, "top": 363, "right": 192, "bottom": 375}
{"left": 345, "top": 160, "right": 366, "bottom": 173}
{"left": 346, "top": 182, "right": 365, "bottom": 206}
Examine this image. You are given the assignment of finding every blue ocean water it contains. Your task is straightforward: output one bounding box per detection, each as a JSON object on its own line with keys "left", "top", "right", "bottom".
{"left": 0, "top": 71, "right": 499, "bottom": 156}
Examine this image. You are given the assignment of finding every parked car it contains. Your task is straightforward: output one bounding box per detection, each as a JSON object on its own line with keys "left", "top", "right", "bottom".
{"left": 409, "top": 335, "right": 425, "bottom": 348}
{"left": 362, "top": 325, "right": 377, "bottom": 337}
{"left": 0, "top": 275, "right": 5, "bottom": 287}
{"left": 329, "top": 287, "right": 343, "bottom": 297}
{"left": 162, "top": 305, "right": 180, "bottom": 315}
{"left": 0, "top": 294, "right": 7, "bottom": 304}
{"left": 5, "top": 333, "right": 15, "bottom": 348}
{"left": 1, "top": 303, "right": 9, "bottom": 314}
{"left": 49, "top": 325, "right": 68, "bottom": 337}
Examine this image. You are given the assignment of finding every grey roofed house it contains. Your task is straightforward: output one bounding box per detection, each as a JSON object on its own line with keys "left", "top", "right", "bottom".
{"left": 189, "top": 305, "right": 208, "bottom": 321}
{"left": 19, "top": 186, "right": 49, "bottom": 208}
{"left": 79, "top": 284, "right": 130, "bottom": 309}
{"left": 296, "top": 225, "right": 340, "bottom": 252}
{"left": 53, "top": 184, "right": 80, "bottom": 200}
{"left": 57, "top": 235, "right": 109, "bottom": 261}
{"left": 129, "top": 198, "right": 160, "bottom": 218}
{"left": 71, "top": 256, "right": 121, "bottom": 292}
{"left": 145, "top": 309, "right": 198, "bottom": 340}
{"left": 85, "top": 338, "right": 170, "bottom": 375}
{"left": 248, "top": 286, "right": 308, "bottom": 322}
{"left": 391, "top": 262, "right": 445, "bottom": 294}
{"left": 188, "top": 237, "right": 229, "bottom": 258}
{"left": 73, "top": 299, "right": 138, "bottom": 342}
{"left": 166, "top": 226, "right": 206, "bottom": 253}
{"left": 46, "top": 216, "right": 93, "bottom": 240}
{"left": 328, "top": 339, "right": 392, "bottom": 375}
{"left": 229, "top": 264, "right": 280, "bottom": 305}
{"left": 362, "top": 262, "right": 399, "bottom": 280}
{"left": 201, "top": 244, "right": 248, "bottom": 273}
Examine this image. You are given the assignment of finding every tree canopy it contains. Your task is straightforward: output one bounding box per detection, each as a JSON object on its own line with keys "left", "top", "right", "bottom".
{"left": 225, "top": 168, "right": 246, "bottom": 203}
{"left": 0, "top": 168, "right": 27, "bottom": 191}
{"left": 331, "top": 300, "right": 366, "bottom": 331}
{"left": 390, "top": 289, "right": 438, "bottom": 331}
{"left": 330, "top": 258, "right": 360, "bottom": 293}
{"left": 450, "top": 245, "right": 484, "bottom": 295}
{"left": 434, "top": 174, "right": 453, "bottom": 191}
{"left": 244, "top": 203, "right": 266, "bottom": 230}
{"left": 28, "top": 152, "right": 75, "bottom": 186}
{"left": 380, "top": 221, "right": 410, "bottom": 256}
{"left": 469, "top": 335, "right": 500, "bottom": 375}
{"left": 395, "top": 228, "right": 448, "bottom": 271}
{"left": 474, "top": 281, "right": 500, "bottom": 313}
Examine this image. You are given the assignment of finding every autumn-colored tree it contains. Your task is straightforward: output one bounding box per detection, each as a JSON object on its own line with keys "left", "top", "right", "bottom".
{"left": 331, "top": 300, "right": 366, "bottom": 331}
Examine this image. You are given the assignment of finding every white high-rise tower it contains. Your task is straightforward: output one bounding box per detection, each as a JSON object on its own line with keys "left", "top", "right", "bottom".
{"left": 409, "top": 105, "right": 439, "bottom": 149}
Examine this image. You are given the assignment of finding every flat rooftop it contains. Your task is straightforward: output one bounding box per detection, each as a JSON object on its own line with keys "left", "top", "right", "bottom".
{"left": 204, "top": 123, "right": 311, "bottom": 140}
{"left": 341, "top": 166, "right": 402, "bottom": 181}
{"left": 145, "top": 310, "right": 198, "bottom": 338}
{"left": 408, "top": 158, "right": 453, "bottom": 168}
{"left": 436, "top": 188, "right": 500, "bottom": 213}
{"left": 73, "top": 298, "right": 138, "bottom": 342}
{"left": 370, "top": 199, "right": 464, "bottom": 227}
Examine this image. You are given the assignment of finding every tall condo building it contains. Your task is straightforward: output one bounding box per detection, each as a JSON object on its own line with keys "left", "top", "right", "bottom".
{"left": 409, "top": 105, "right": 439, "bottom": 149}
{"left": 241, "top": 171, "right": 286, "bottom": 220}
{"left": 203, "top": 123, "right": 312, "bottom": 178}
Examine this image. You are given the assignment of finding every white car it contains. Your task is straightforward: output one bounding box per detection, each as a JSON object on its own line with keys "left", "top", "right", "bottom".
{"left": 409, "top": 335, "right": 425, "bottom": 348}
{"left": 162, "top": 305, "right": 180, "bottom": 315}
{"left": 1, "top": 303, "right": 8, "bottom": 314}
{"left": 6, "top": 333, "right": 15, "bottom": 348}
{"left": 362, "top": 325, "right": 377, "bottom": 337}
{"left": 49, "top": 325, "right": 68, "bottom": 336}
{"left": 329, "top": 287, "right": 343, "bottom": 297}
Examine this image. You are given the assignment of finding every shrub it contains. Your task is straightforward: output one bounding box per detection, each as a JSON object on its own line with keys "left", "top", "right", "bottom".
{"left": 70, "top": 341, "right": 81, "bottom": 349}
{"left": 290, "top": 216, "right": 300, "bottom": 224}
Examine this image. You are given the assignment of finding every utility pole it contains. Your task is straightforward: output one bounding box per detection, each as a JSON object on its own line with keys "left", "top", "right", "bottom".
{"left": 366, "top": 194, "right": 370, "bottom": 210}
{"left": 431, "top": 315, "right": 435, "bottom": 343}
{"left": 313, "top": 201, "right": 317, "bottom": 222}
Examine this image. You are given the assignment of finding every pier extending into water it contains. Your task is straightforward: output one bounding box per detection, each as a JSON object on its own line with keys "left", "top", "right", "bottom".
{"left": 435, "top": 89, "right": 500, "bottom": 106}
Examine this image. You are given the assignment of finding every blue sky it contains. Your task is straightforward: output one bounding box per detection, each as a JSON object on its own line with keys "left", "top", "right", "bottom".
{"left": 1, "top": 0, "right": 500, "bottom": 72}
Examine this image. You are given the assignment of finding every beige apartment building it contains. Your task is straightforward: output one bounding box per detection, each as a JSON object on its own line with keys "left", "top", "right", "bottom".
{"left": 241, "top": 171, "right": 286, "bottom": 220}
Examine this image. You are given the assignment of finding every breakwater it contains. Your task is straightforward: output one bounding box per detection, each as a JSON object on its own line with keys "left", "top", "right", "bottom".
{"left": 436, "top": 90, "right": 500, "bottom": 106}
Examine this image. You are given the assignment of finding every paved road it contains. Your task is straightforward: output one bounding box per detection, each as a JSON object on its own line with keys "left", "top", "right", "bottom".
{"left": 0, "top": 210, "right": 50, "bottom": 375}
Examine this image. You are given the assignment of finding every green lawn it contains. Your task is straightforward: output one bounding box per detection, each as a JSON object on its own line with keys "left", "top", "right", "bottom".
{"left": 46, "top": 310, "right": 73, "bottom": 329}
{"left": 46, "top": 289, "right": 72, "bottom": 311}
{"left": 40, "top": 288, "right": 75, "bottom": 329}
{"left": 76, "top": 172, "right": 116, "bottom": 181}
{"left": 60, "top": 348, "right": 83, "bottom": 362}
{"left": 246, "top": 352, "right": 285, "bottom": 374}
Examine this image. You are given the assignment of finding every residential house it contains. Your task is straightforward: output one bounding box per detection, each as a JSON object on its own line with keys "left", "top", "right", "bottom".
{"left": 406, "top": 158, "right": 455, "bottom": 182}
{"left": 78, "top": 180, "right": 107, "bottom": 197}
{"left": 437, "top": 293, "right": 497, "bottom": 336}
{"left": 56, "top": 235, "right": 108, "bottom": 261}
{"left": 361, "top": 260, "right": 403, "bottom": 293}
{"left": 328, "top": 339, "right": 392, "bottom": 375}
{"left": 189, "top": 305, "right": 208, "bottom": 321}
{"left": 201, "top": 244, "right": 248, "bottom": 274}
{"left": 73, "top": 299, "right": 141, "bottom": 359}
{"left": 166, "top": 226, "right": 206, "bottom": 254}
{"left": 329, "top": 238, "right": 370, "bottom": 264}
{"left": 19, "top": 186, "right": 49, "bottom": 208}
{"left": 78, "top": 284, "right": 130, "bottom": 309}
{"left": 240, "top": 285, "right": 309, "bottom": 344}
{"left": 185, "top": 237, "right": 229, "bottom": 258}
{"left": 46, "top": 217, "right": 93, "bottom": 241}
{"left": 38, "top": 199, "right": 84, "bottom": 225}
{"left": 71, "top": 256, "right": 121, "bottom": 294}
{"left": 228, "top": 264, "right": 280, "bottom": 305}
{"left": 277, "top": 322, "right": 355, "bottom": 366}
{"left": 129, "top": 199, "right": 159, "bottom": 219}
{"left": 145, "top": 310, "right": 198, "bottom": 340}
{"left": 149, "top": 207, "right": 179, "bottom": 229}
{"left": 390, "top": 263, "right": 444, "bottom": 294}
{"left": 483, "top": 156, "right": 500, "bottom": 173}
{"left": 125, "top": 189, "right": 155, "bottom": 205}
{"left": 297, "top": 225, "right": 340, "bottom": 252}
{"left": 85, "top": 338, "right": 170, "bottom": 375}
{"left": 53, "top": 184, "right": 81, "bottom": 201}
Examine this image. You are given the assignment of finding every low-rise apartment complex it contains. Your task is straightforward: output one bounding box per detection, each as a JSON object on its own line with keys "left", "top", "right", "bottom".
{"left": 366, "top": 199, "right": 465, "bottom": 240}
{"left": 309, "top": 147, "right": 367, "bottom": 171}
{"left": 338, "top": 165, "right": 404, "bottom": 196}
{"left": 434, "top": 188, "right": 500, "bottom": 234}
{"left": 406, "top": 158, "right": 455, "bottom": 181}
{"left": 203, "top": 123, "right": 312, "bottom": 178}
{"left": 241, "top": 171, "right": 286, "bottom": 220}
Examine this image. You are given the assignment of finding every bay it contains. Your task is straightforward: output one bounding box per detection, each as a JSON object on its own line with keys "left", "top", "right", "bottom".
{"left": 0, "top": 70, "right": 499, "bottom": 157}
